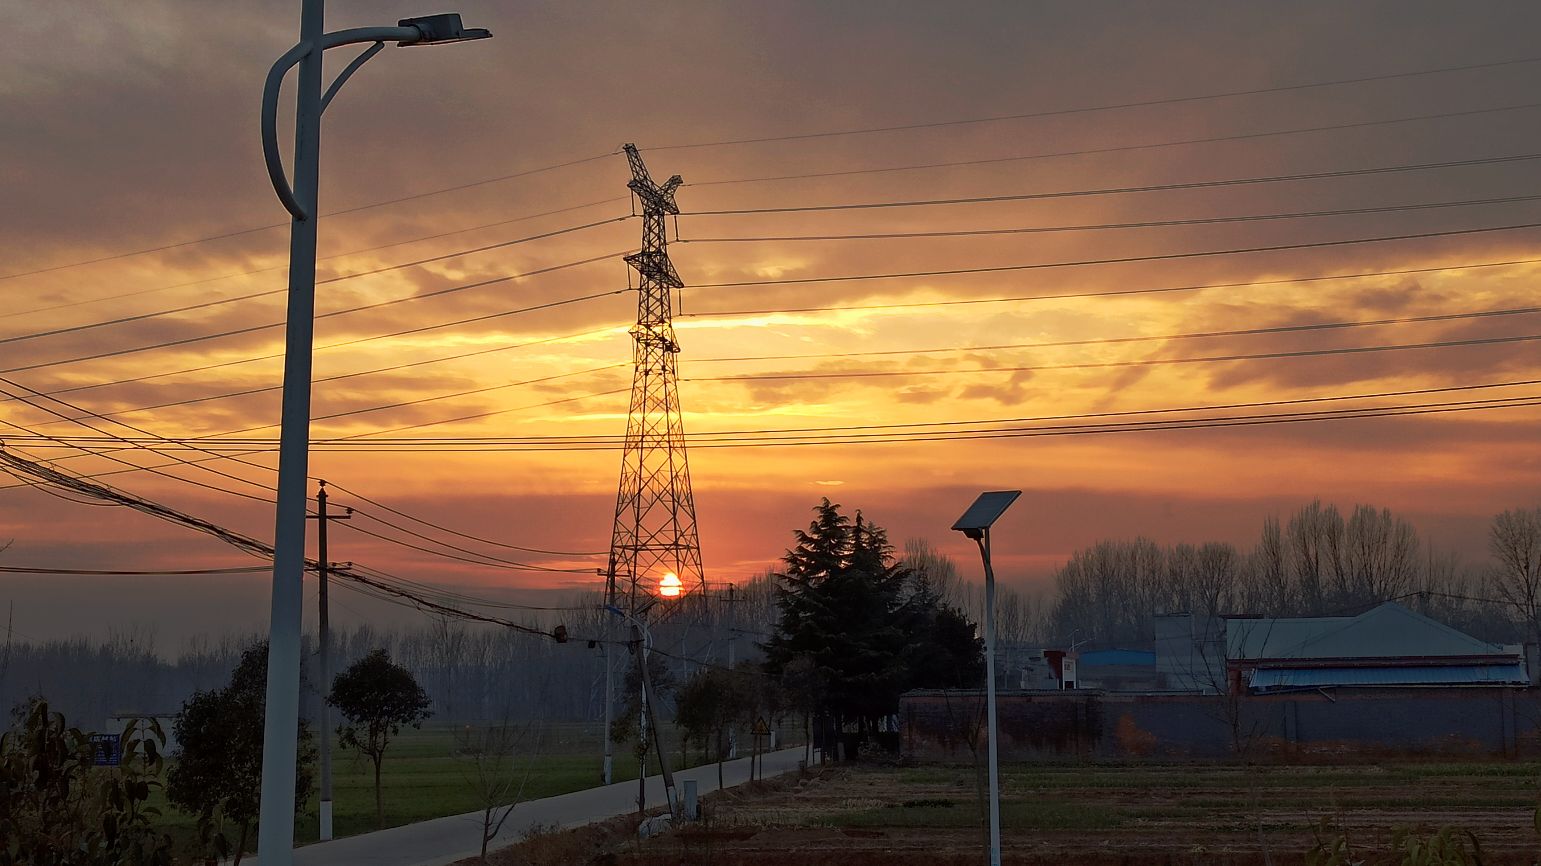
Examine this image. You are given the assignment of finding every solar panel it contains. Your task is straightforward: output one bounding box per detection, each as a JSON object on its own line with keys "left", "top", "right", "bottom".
{"left": 951, "top": 490, "right": 1022, "bottom": 532}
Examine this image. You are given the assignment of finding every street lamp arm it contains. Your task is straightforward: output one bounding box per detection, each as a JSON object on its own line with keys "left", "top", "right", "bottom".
{"left": 319, "top": 25, "right": 425, "bottom": 50}
{"left": 261, "top": 41, "right": 315, "bottom": 221}
{"left": 260, "top": 26, "right": 426, "bottom": 222}
{"left": 321, "top": 42, "right": 385, "bottom": 114}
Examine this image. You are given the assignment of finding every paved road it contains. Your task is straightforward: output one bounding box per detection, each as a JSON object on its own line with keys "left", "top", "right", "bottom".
{"left": 291, "top": 746, "right": 811, "bottom": 866}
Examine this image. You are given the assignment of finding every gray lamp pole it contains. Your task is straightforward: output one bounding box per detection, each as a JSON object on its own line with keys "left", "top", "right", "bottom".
{"left": 951, "top": 490, "right": 1021, "bottom": 866}
{"left": 257, "top": 6, "right": 489, "bottom": 863}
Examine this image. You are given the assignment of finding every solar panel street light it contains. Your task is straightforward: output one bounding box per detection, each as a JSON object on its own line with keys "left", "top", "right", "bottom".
{"left": 950, "top": 489, "right": 1021, "bottom": 866}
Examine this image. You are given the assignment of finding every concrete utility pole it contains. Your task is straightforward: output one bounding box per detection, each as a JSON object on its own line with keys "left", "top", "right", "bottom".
{"left": 633, "top": 619, "right": 677, "bottom": 817}
{"left": 256, "top": 7, "right": 489, "bottom": 863}
{"left": 306, "top": 481, "right": 349, "bottom": 841}
{"left": 602, "top": 604, "right": 614, "bottom": 785}
{"left": 725, "top": 583, "right": 737, "bottom": 759}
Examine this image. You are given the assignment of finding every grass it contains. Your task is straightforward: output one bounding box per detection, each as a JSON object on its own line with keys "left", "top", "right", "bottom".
{"left": 149, "top": 719, "right": 803, "bottom": 858}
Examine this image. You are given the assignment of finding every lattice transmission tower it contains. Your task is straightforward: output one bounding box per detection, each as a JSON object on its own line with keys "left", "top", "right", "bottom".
{"left": 604, "top": 143, "right": 705, "bottom": 611}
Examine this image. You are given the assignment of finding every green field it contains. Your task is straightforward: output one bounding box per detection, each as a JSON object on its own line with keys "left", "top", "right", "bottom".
{"left": 150, "top": 719, "right": 798, "bottom": 857}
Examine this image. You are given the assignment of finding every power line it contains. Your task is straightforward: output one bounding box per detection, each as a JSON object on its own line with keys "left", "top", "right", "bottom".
{"left": 339, "top": 564, "right": 600, "bottom": 613}
{"left": 1, "top": 262, "right": 627, "bottom": 376}
{"left": 16, "top": 332, "right": 628, "bottom": 427}
{"left": 30, "top": 233, "right": 1541, "bottom": 405}
{"left": 0, "top": 218, "right": 627, "bottom": 347}
{"left": 339, "top": 387, "right": 631, "bottom": 440}
{"left": 694, "top": 396, "right": 1541, "bottom": 447}
{"left": 24, "top": 143, "right": 1541, "bottom": 331}
{"left": 674, "top": 378, "right": 1541, "bottom": 439}
{"left": 0, "top": 380, "right": 276, "bottom": 504}
{"left": 688, "top": 102, "right": 1541, "bottom": 187}
{"left": 681, "top": 193, "right": 1541, "bottom": 244}
{"left": 8, "top": 386, "right": 1538, "bottom": 462}
{"left": 651, "top": 55, "right": 1541, "bottom": 151}
{"left": 17, "top": 325, "right": 623, "bottom": 411}
{"left": 689, "top": 333, "right": 1541, "bottom": 383}
{"left": 684, "top": 257, "right": 1541, "bottom": 318}
{"left": 26, "top": 378, "right": 1533, "bottom": 449}
{"left": 686, "top": 221, "right": 1541, "bottom": 290}
{"left": 0, "top": 387, "right": 631, "bottom": 491}
{"left": 2, "top": 197, "right": 629, "bottom": 322}
{"left": 688, "top": 306, "right": 1541, "bottom": 364}
{"left": 33, "top": 292, "right": 1516, "bottom": 425}
{"left": 0, "top": 151, "right": 622, "bottom": 281}
{"left": 339, "top": 521, "right": 595, "bottom": 575}
{"left": 16, "top": 53, "right": 1538, "bottom": 281}
{"left": 16, "top": 394, "right": 1535, "bottom": 453}
{"left": 684, "top": 152, "right": 1541, "bottom": 216}
{"left": 322, "top": 480, "right": 605, "bottom": 557}
{"left": 0, "top": 446, "right": 602, "bottom": 642}
{"left": 19, "top": 320, "right": 625, "bottom": 404}
{"left": 26, "top": 363, "right": 625, "bottom": 430}
{"left": 13, "top": 191, "right": 1528, "bottom": 359}
{"left": 0, "top": 565, "right": 270, "bottom": 576}
{"left": 1, "top": 370, "right": 617, "bottom": 566}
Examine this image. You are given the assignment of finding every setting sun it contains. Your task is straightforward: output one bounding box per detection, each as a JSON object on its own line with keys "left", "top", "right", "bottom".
{"left": 659, "top": 572, "right": 683, "bottom": 598}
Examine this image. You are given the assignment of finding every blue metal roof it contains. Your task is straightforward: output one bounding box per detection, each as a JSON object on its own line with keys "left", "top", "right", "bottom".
{"left": 1227, "top": 602, "right": 1509, "bottom": 661}
{"left": 1080, "top": 649, "right": 1156, "bottom": 667}
{"left": 1250, "top": 663, "right": 1528, "bottom": 690}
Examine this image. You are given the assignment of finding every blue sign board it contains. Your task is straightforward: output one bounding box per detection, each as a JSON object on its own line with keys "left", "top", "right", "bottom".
{"left": 89, "top": 733, "right": 121, "bottom": 767}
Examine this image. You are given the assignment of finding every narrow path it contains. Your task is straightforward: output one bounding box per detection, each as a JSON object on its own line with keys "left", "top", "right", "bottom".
{"left": 291, "top": 746, "right": 810, "bottom": 866}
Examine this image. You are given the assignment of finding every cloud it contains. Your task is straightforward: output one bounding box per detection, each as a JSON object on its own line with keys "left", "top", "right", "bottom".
{"left": 7, "top": 0, "right": 1541, "bottom": 641}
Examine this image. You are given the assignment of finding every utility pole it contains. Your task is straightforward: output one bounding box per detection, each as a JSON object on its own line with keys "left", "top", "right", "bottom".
{"left": 306, "top": 480, "right": 349, "bottom": 842}
{"left": 726, "top": 584, "right": 737, "bottom": 759}
{"left": 601, "top": 568, "right": 614, "bottom": 785}
{"left": 633, "top": 620, "right": 676, "bottom": 817}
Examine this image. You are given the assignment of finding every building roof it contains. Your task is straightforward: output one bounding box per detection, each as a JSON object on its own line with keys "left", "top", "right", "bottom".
{"left": 1226, "top": 602, "right": 1509, "bottom": 662}
{"left": 1080, "top": 649, "right": 1156, "bottom": 667}
{"left": 1250, "top": 662, "right": 1528, "bottom": 690}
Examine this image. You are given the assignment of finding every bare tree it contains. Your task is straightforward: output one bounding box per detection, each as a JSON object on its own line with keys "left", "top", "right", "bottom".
{"left": 1489, "top": 506, "right": 1541, "bottom": 648}
{"left": 1245, "top": 516, "right": 1291, "bottom": 615}
{"left": 1341, "top": 505, "right": 1419, "bottom": 605}
{"left": 1287, "top": 500, "right": 1341, "bottom": 614}
{"left": 455, "top": 719, "right": 543, "bottom": 863}
{"left": 1193, "top": 543, "right": 1240, "bottom": 618}
{"left": 902, "top": 538, "right": 960, "bottom": 604}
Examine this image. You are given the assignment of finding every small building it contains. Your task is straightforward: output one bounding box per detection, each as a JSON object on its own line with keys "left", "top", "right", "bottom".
{"left": 1227, "top": 601, "right": 1528, "bottom": 693}
{"left": 1074, "top": 649, "right": 1160, "bottom": 691}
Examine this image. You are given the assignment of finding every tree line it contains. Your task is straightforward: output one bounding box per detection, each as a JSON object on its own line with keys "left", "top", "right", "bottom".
{"left": 3, "top": 499, "right": 1535, "bottom": 738}
{"left": 1038, "top": 500, "right": 1541, "bottom": 648}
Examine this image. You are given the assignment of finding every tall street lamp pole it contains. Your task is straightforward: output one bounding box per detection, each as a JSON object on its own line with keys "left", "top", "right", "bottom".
{"left": 257, "top": 6, "right": 489, "bottom": 863}
{"left": 951, "top": 490, "right": 1021, "bottom": 866}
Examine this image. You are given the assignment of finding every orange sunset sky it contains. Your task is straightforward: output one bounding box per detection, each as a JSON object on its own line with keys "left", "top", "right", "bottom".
{"left": 2, "top": 1, "right": 1539, "bottom": 643}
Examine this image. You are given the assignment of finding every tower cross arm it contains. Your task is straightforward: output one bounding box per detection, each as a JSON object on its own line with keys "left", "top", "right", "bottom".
{"left": 628, "top": 180, "right": 681, "bottom": 215}
{"left": 622, "top": 143, "right": 683, "bottom": 214}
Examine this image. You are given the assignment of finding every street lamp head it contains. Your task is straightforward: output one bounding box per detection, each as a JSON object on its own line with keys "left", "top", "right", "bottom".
{"left": 397, "top": 13, "right": 492, "bottom": 46}
{"left": 951, "top": 490, "right": 1022, "bottom": 540}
